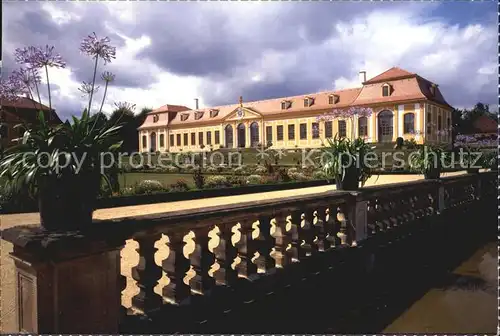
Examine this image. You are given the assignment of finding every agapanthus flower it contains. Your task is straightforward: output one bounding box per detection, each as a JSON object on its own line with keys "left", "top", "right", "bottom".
{"left": 16, "top": 45, "right": 66, "bottom": 69}
{"left": 78, "top": 81, "right": 100, "bottom": 97}
{"left": 14, "top": 46, "right": 41, "bottom": 68}
{"left": 114, "top": 101, "right": 136, "bottom": 112}
{"left": 101, "top": 71, "right": 115, "bottom": 83}
{"left": 10, "top": 67, "right": 42, "bottom": 89}
{"left": 80, "top": 32, "right": 116, "bottom": 64}
{"left": 0, "top": 77, "right": 25, "bottom": 102}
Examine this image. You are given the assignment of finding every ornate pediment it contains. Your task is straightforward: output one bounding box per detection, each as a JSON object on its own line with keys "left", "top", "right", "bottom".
{"left": 224, "top": 107, "right": 262, "bottom": 121}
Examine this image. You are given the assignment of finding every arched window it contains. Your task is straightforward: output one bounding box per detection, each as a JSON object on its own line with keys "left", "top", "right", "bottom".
{"left": 237, "top": 123, "right": 246, "bottom": 148}
{"left": 403, "top": 113, "right": 415, "bottom": 134}
{"left": 225, "top": 124, "right": 233, "bottom": 148}
{"left": 358, "top": 117, "right": 368, "bottom": 137}
{"left": 159, "top": 134, "right": 165, "bottom": 147}
{"left": 142, "top": 135, "right": 147, "bottom": 148}
{"left": 250, "top": 122, "right": 259, "bottom": 147}
{"left": 377, "top": 110, "right": 394, "bottom": 143}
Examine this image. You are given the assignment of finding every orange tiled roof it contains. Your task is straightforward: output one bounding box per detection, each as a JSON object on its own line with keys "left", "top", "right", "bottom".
{"left": 168, "top": 88, "right": 362, "bottom": 126}
{"left": 473, "top": 115, "right": 498, "bottom": 133}
{"left": 0, "top": 97, "right": 51, "bottom": 111}
{"left": 363, "top": 67, "right": 415, "bottom": 84}
{"left": 145, "top": 67, "right": 454, "bottom": 129}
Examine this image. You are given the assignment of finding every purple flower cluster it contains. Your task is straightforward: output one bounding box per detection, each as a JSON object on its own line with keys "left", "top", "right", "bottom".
{"left": 78, "top": 81, "right": 100, "bottom": 97}
{"left": 114, "top": 101, "right": 136, "bottom": 112}
{"left": 454, "top": 134, "right": 496, "bottom": 149}
{"left": 316, "top": 106, "right": 373, "bottom": 122}
{"left": 14, "top": 45, "right": 66, "bottom": 69}
{"left": 101, "top": 71, "right": 115, "bottom": 83}
{"left": 10, "top": 68, "right": 42, "bottom": 89}
{"left": 80, "top": 32, "right": 116, "bottom": 64}
{"left": 0, "top": 78, "right": 25, "bottom": 102}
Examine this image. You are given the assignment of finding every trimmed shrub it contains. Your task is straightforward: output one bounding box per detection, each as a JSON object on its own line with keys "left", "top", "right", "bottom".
{"left": 226, "top": 175, "right": 245, "bottom": 187}
{"left": 288, "top": 172, "right": 309, "bottom": 181}
{"left": 205, "top": 166, "right": 218, "bottom": 173}
{"left": 287, "top": 167, "right": 299, "bottom": 176}
{"left": 232, "top": 166, "right": 245, "bottom": 174}
{"left": 169, "top": 179, "right": 190, "bottom": 192}
{"left": 246, "top": 174, "right": 263, "bottom": 185}
{"left": 312, "top": 170, "right": 327, "bottom": 180}
{"left": 205, "top": 175, "right": 228, "bottom": 188}
{"left": 164, "top": 165, "right": 179, "bottom": 173}
{"left": 254, "top": 165, "right": 268, "bottom": 174}
{"left": 134, "top": 180, "right": 166, "bottom": 194}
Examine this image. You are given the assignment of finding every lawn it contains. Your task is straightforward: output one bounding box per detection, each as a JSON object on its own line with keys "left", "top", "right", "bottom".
{"left": 119, "top": 172, "right": 199, "bottom": 188}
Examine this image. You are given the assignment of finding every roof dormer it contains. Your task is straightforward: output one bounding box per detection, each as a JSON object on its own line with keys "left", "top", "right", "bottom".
{"left": 153, "top": 114, "right": 159, "bottom": 123}
{"left": 382, "top": 83, "right": 392, "bottom": 97}
{"left": 430, "top": 83, "right": 437, "bottom": 96}
{"left": 180, "top": 113, "right": 189, "bottom": 121}
{"left": 281, "top": 100, "right": 292, "bottom": 110}
{"left": 209, "top": 109, "right": 219, "bottom": 118}
{"left": 328, "top": 94, "right": 339, "bottom": 104}
{"left": 194, "top": 111, "right": 204, "bottom": 120}
{"left": 304, "top": 97, "right": 314, "bottom": 107}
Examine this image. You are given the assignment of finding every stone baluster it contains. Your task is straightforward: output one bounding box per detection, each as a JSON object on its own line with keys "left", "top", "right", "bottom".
{"left": 290, "top": 210, "right": 304, "bottom": 261}
{"left": 366, "top": 199, "right": 377, "bottom": 236}
{"left": 131, "top": 233, "right": 163, "bottom": 315}
{"left": 162, "top": 231, "right": 191, "bottom": 305}
{"left": 213, "top": 224, "right": 239, "bottom": 286}
{"left": 271, "top": 213, "right": 292, "bottom": 268}
{"left": 189, "top": 227, "right": 216, "bottom": 296}
{"left": 312, "top": 207, "right": 327, "bottom": 252}
{"left": 374, "top": 198, "right": 385, "bottom": 232}
{"left": 119, "top": 250, "right": 129, "bottom": 323}
{"left": 235, "top": 219, "right": 258, "bottom": 279}
{"left": 324, "top": 206, "right": 337, "bottom": 248}
{"left": 336, "top": 206, "right": 349, "bottom": 245}
{"left": 300, "top": 211, "right": 316, "bottom": 256}
{"left": 254, "top": 216, "right": 276, "bottom": 273}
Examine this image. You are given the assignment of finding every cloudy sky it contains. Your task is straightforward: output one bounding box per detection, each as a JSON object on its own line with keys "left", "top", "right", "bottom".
{"left": 2, "top": 1, "right": 497, "bottom": 121}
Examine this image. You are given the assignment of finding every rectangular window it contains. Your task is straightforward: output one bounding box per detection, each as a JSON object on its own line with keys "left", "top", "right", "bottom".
{"left": 191, "top": 133, "right": 196, "bottom": 145}
{"left": 176, "top": 134, "right": 181, "bottom": 146}
{"left": 312, "top": 122, "right": 319, "bottom": 139}
{"left": 438, "top": 116, "right": 442, "bottom": 130}
{"left": 403, "top": 114, "right": 415, "bottom": 134}
{"left": 266, "top": 126, "right": 273, "bottom": 143}
{"left": 288, "top": 124, "right": 295, "bottom": 140}
{"left": 198, "top": 132, "right": 203, "bottom": 145}
{"left": 206, "top": 131, "right": 212, "bottom": 145}
{"left": 142, "top": 135, "right": 147, "bottom": 148}
{"left": 427, "top": 112, "right": 432, "bottom": 134}
{"left": 447, "top": 117, "right": 451, "bottom": 129}
{"left": 160, "top": 134, "right": 165, "bottom": 147}
{"left": 325, "top": 121, "right": 333, "bottom": 138}
{"left": 277, "top": 125, "right": 284, "bottom": 141}
{"left": 338, "top": 120, "right": 346, "bottom": 138}
{"left": 215, "top": 130, "right": 220, "bottom": 144}
{"left": 358, "top": 117, "right": 368, "bottom": 137}
{"left": 300, "top": 123, "right": 307, "bottom": 139}
{"left": 170, "top": 134, "right": 174, "bottom": 146}
{"left": 382, "top": 86, "right": 390, "bottom": 97}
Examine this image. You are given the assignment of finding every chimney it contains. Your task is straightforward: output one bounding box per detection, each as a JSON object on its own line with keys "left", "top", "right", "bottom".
{"left": 194, "top": 98, "right": 199, "bottom": 110}
{"left": 359, "top": 71, "right": 367, "bottom": 84}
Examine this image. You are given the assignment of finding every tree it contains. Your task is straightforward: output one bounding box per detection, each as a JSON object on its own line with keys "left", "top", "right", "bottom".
{"left": 109, "top": 103, "right": 150, "bottom": 153}
{"left": 452, "top": 102, "right": 496, "bottom": 137}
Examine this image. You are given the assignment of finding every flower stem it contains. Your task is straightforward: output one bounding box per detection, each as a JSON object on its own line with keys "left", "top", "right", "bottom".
{"left": 32, "top": 69, "right": 42, "bottom": 108}
{"left": 98, "top": 81, "right": 109, "bottom": 114}
{"left": 26, "top": 85, "right": 38, "bottom": 111}
{"left": 87, "top": 55, "right": 99, "bottom": 115}
{"left": 44, "top": 65, "right": 52, "bottom": 112}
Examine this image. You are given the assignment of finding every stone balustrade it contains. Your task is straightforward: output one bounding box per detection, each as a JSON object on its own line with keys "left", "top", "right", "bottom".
{"left": 1, "top": 172, "right": 496, "bottom": 333}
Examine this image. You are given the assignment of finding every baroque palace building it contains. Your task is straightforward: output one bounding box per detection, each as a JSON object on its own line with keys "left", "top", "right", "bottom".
{"left": 138, "top": 67, "right": 453, "bottom": 153}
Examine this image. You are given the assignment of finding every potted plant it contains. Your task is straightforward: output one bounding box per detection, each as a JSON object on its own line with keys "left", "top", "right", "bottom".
{"left": 320, "top": 135, "right": 375, "bottom": 190}
{"left": 409, "top": 144, "right": 446, "bottom": 179}
{"left": 0, "top": 33, "right": 124, "bottom": 231}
